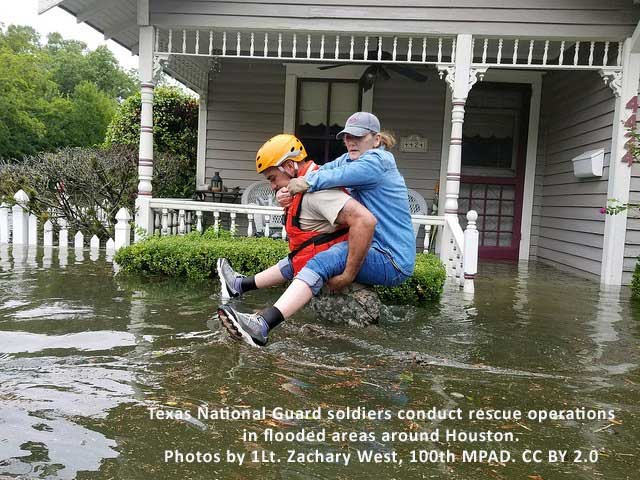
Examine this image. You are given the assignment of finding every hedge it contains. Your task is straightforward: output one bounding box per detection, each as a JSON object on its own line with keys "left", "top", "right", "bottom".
{"left": 114, "top": 229, "right": 446, "bottom": 304}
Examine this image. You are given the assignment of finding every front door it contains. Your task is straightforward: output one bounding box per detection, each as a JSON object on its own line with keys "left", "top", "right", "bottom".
{"left": 458, "top": 82, "right": 531, "bottom": 261}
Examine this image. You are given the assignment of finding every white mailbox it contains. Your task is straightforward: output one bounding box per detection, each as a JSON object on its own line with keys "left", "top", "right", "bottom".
{"left": 571, "top": 148, "right": 604, "bottom": 178}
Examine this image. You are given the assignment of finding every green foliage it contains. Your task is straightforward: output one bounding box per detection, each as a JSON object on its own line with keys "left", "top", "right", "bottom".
{"left": 114, "top": 232, "right": 446, "bottom": 304}
{"left": 115, "top": 230, "right": 289, "bottom": 281}
{"left": 375, "top": 253, "right": 446, "bottom": 304}
{"left": 632, "top": 259, "right": 640, "bottom": 300}
{"left": 105, "top": 86, "right": 199, "bottom": 197}
{"left": 0, "top": 146, "right": 138, "bottom": 238}
{"left": 0, "top": 24, "right": 136, "bottom": 159}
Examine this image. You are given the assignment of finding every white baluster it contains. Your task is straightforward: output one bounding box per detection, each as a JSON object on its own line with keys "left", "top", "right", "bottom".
{"left": 451, "top": 38, "right": 456, "bottom": 62}
{"left": 114, "top": 207, "right": 131, "bottom": 250}
{"left": 349, "top": 36, "right": 354, "bottom": 60}
{"left": 247, "top": 213, "right": 254, "bottom": 237}
{"left": 422, "top": 37, "right": 427, "bottom": 62}
{"left": 12, "top": 189, "right": 29, "bottom": 245}
{"left": 250, "top": 32, "right": 254, "bottom": 56}
{"left": 306, "top": 34, "right": 311, "bottom": 59}
{"left": 320, "top": 35, "right": 325, "bottom": 59}
{"left": 168, "top": 29, "right": 173, "bottom": 53}
{"left": 209, "top": 31, "right": 214, "bottom": 55}
{"left": 264, "top": 33, "right": 269, "bottom": 57}
{"left": 437, "top": 38, "right": 442, "bottom": 63}
{"left": 377, "top": 36, "right": 382, "bottom": 61}
{"left": 588, "top": 41, "right": 594, "bottom": 66}
{"left": 527, "top": 40, "right": 534, "bottom": 65}
{"left": 195, "top": 30, "right": 200, "bottom": 54}
{"left": 0, "top": 203, "right": 9, "bottom": 243}
{"left": 603, "top": 41, "right": 609, "bottom": 67}
{"left": 364, "top": 36, "right": 369, "bottom": 60}
{"left": 161, "top": 208, "right": 169, "bottom": 236}
{"left": 222, "top": 31, "right": 227, "bottom": 56}
{"left": 407, "top": 37, "right": 412, "bottom": 61}
{"left": 335, "top": 35, "right": 340, "bottom": 60}
{"left": 558, "top": 40, "right": 565, "bottom": 64}
{"left": 264, "top": 215, "right": 271, "bottom": 238}
{"left": 293, "top": 34, "right": 297, "bottom": 58}
{"left": 154, "top": 212, "right": 161, "bottom": 235}
{"left": 178, "top": 209, "right": 186, "bottom": 235}
{"left": 278, "top": 33, "right": 282, "bottom": 58}
{"left": 573, "top": 41, "right": 579, "bottom": 66}
{"left": 196, "top": 210, "right": 203, "bottom": 233}
{"left": 543, "top": 40, "right": 549, "bottom": 65}
{"left": 392, "top": 36, "right": 397, "bottom": 61}
{"left": 497, "top": 38, "right": 503, "bottom": 64}
{"left": 512, "top": 38, "right": 519, "bottom": 64}
{"left": 90, "top": 234, "right": 100, "bottom": 249}
{"left": 213, "top": 210, "right": 220, "bottom": 232}
{"left": 28, "top": 214, "right": 38, "bottom": 246}
{"left": 230, "top": 212, "right": 237, "bottom": 236}
{"left": 482, "top": 38, "right": 488, "bottom": 64}
{"left": 616, "top": 41, "right": 622, "bottom": 66}
{"left": 423, "top": 225, "right": 431, "bottom": 253}
{"left": 236, "top": 32, "right": 241, "bottom": 56}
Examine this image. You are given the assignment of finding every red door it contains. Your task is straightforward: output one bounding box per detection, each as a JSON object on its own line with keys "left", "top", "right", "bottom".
{"left": 457, "top": 83, "right": 531, "bottom": 261}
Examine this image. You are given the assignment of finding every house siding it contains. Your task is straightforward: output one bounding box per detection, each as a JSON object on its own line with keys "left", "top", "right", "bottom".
{"left": 532, "top": 70, "right": 614, "bottom": 280}
{"left": 205, "top": 60, "right": 286, "bottom": 187}
{"left": 150, "top": 0, "right": 639, "bottom": 38}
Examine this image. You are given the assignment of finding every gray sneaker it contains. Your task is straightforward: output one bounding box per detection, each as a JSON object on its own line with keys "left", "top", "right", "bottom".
{"left": 217, "top": 258, "right": 244, "bottom": 300}
{"left": 217, "top": 305, "right": 269, "bottom": 347}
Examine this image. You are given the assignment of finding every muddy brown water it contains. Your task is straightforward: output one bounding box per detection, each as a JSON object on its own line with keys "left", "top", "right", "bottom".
{"left": 0, "top": 245, "right": 639, "bottom": 479}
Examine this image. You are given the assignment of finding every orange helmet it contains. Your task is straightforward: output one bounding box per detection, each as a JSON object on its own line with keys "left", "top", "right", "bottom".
{"left": 256, "top": 134, "right": 307, "bottom": 174}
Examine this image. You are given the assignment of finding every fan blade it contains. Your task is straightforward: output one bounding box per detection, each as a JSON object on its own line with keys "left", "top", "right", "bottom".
{"left": 386, "top": 64, "right": 428, "bottom": 82}
{"left": 318, "top": 63, "right": 351, "bottom": 70}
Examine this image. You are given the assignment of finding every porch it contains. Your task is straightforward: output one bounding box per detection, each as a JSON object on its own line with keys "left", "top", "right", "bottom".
{"left": 131, "top": 26, "right": 637, "bottom": 288}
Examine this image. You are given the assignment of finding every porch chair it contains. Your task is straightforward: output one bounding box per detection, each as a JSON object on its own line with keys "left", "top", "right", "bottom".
{"left": 241, "top": 180, "right": 285, "bottom": 236}
{"left": 407, "top": 188, "right": 429, "bottom": 238}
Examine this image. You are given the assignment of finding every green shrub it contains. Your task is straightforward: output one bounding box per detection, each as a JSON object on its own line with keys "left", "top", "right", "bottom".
{"left": 632, "top": 258, "right": 640, "bottom": 300}
{"left": 115, "top": 230, "right": 446, "bottom": 305}
{"left": 375, "top": 253, "right": 446, "bottom": 304}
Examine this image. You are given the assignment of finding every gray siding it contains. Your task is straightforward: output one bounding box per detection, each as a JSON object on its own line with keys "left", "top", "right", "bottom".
{"left": 151, "top": 0, "right": 639, "bottom": 38}
{"left": 373, "top": 69, "right": 445, "bottom": 212}
{"left": 205, "top": 60, "right": 286, "bottom": 187}
{"left": 532, "top": 70, "right": 614, "bottom": 280}
{"left": 624, "top": 163, "right": 640, "bottom": 285}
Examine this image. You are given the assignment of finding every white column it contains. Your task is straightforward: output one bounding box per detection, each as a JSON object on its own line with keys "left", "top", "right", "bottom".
{"left": 600, "top": 38, "right": 639, "bottom": 286}
{"left": 463, "top": 210, "right": 479, "bottom": 294}
{"left": 12, "top": 190, "right": 30, "bottom": 245}
{"left": 28, "top": 214, "right": 38, "bottom": 246}
{"left": 196, "top": 94, "right": 208, "bottom": 188}
{"left": 135, "top": 25, "right": 155, "bottom": 242}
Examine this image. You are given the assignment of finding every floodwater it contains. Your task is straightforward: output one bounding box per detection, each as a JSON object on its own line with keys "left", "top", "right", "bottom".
{"left": 0, "top": 245, "right": 639, "bottom": 480}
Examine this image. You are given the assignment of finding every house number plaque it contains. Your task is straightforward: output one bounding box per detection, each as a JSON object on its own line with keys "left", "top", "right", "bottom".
{"left": 400, "top": 135, "right": 428, "bottom": 153}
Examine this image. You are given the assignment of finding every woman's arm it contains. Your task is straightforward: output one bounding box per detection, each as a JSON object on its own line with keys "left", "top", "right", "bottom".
{"left": 305, "top": 150, "right": 388, "bottom": 192}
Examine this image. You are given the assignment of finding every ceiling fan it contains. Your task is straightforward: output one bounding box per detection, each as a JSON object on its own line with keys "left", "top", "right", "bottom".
{"left": 319, "top": 52, "right": 428, "bottom": 92}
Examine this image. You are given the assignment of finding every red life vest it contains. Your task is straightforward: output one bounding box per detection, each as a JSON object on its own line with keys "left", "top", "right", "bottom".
{"left": 285, "top": 161, "right": 349, "bottom": 275}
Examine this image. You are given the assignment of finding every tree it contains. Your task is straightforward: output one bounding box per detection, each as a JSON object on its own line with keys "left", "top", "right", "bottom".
{"left": 104, "top": 86, "right": 199, "bottom": 197}
{"left": 0, "top": 24, "right": 137, "bottom": 159}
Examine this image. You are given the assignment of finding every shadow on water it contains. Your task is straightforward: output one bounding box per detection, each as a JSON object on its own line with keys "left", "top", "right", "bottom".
{"left": 0, "top": 246, "right": 639, "bottom": 479}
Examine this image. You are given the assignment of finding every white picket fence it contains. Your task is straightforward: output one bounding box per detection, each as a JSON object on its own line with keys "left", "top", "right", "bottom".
{"left": 0, "top": 189, "right": 132, "bottom": 252}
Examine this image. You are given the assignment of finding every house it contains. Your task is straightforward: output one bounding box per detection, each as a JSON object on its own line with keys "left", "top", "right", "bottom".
{"left": 39, "top": 0, "right": 640, "bottom": 287}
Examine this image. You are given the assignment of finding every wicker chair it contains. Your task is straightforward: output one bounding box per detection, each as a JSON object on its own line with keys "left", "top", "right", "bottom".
{"left": 241, "top": 180, "right": 285, "bottom": 236}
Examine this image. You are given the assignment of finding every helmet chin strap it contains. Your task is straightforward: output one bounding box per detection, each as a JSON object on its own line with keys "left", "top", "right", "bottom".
{"left": 277, "top": 161, "right": 300, "bottom": 178}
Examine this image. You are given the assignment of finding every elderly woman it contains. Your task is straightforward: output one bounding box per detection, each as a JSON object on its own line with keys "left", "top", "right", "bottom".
{"left": 218, "top": 112, "right": 415, "bottom": 347}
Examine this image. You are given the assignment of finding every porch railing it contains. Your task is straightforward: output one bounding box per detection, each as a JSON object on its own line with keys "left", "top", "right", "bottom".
{"left": 1, "top": 191, "right": 479, "bottom": 293}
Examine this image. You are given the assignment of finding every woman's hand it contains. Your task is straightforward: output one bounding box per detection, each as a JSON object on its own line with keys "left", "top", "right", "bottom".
{"left": 287, "top": 177, "right": 310, "bottom": 195}
{"left": 276, "top": 187, "right": 293, "bottom": 208}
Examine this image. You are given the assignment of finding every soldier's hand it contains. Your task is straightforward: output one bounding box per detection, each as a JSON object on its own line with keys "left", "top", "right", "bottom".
{"left": 287, "top": 177, "right": 310, "bottom": 195}
{"left": 276, "top": 187, "right": 293, "bottom": 208}
{"left": 326, "top": 273, "right": 354, "bottom": 293}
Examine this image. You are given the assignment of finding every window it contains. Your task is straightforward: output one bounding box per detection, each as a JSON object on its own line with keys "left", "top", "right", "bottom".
{"left": 295, "top": 79, "right": 360, "bottom": 165}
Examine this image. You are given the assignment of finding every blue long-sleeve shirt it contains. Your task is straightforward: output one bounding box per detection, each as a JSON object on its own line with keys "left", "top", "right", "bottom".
{"left": 304, "top": 148, "right": 416, "bottom": 276}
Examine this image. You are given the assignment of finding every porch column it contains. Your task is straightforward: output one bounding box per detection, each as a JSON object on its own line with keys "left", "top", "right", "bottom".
{"left": 600, "top": 38, "right": 640, "bottom": 286}
{"left": 134, "top": 24, "right": 155, "bottom": 241}
{"left": 196, "top": 94, "right": 208, "bottom": 188}
{"left": 438, "top": 34, "right": 485, "bottom": 266}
